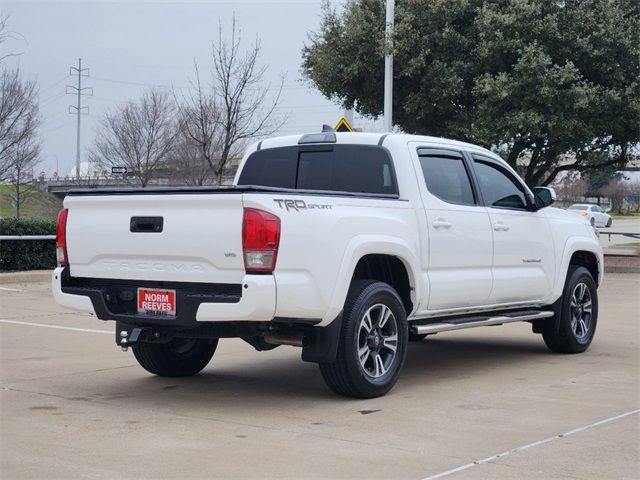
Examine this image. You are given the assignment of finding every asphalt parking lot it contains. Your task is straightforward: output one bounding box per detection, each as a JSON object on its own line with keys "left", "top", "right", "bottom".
{"left": 1, "top": 274, "right": 638, "bottom": 479}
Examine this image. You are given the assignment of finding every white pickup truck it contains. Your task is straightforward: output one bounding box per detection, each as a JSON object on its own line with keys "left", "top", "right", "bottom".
{"left": 52, "top": 132, "right": 603, "bottom": 398}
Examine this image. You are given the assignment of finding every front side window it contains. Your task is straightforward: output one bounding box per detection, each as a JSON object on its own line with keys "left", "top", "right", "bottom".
{"left": 418, "top": 153, "right": 475, "bottom": 206}
{"left": 473, "top": 159, "right": 528, "bottom": 210}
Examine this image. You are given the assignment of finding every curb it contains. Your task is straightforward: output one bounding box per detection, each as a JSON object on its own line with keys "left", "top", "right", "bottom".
{"left": 603, "top": 254, "right": 640, "bottom": 274}
{"left": 0, "top": 270, "right": 53, "bottom": 285}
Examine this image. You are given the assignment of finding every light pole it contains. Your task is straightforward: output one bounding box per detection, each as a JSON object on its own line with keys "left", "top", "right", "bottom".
{"left": 383, "top": 0, "right": 395, "bottom": 132}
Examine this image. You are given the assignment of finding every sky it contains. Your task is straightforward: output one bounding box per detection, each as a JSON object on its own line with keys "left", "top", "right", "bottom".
{"left": 2, "top": 0, "right": 383, "bottom": 176}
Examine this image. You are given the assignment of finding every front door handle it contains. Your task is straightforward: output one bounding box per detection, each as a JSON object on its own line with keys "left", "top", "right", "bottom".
{"left": 493, "top": 222, "right": 510, "bottom": 232}
{"left": 432, "top": 218, "right": 452, "bottom": 229}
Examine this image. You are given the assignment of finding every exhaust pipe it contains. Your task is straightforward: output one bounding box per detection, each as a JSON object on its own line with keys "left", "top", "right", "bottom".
{"left": 264, "top": 332, "right": 304, "bottom": 348}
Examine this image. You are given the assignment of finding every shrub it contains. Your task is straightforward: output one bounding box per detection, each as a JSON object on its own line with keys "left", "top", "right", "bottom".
{"left": 0, "top": 217, "right": 56, "bottom": 271}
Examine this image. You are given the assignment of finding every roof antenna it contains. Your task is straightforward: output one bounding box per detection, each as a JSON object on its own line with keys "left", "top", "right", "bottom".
{"left": 322, "top": 124, "right": 335, "bottom": 132}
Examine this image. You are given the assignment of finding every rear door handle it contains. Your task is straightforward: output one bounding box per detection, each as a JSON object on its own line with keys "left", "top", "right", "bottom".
{"left": 432, "top": 218, "right": 452, "bottom": 229}
{"left": 493, "top": 222, "right": 509, "bottom": 232}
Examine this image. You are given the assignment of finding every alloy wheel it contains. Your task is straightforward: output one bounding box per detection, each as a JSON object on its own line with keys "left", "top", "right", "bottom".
{"left": 357, "top": 304, "right": 399, "bottom": 378}
{"left": 570, "top": 282, "right": 593, "bottom": 342}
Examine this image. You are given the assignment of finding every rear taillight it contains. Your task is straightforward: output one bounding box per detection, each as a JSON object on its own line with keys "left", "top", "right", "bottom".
{"left": 242, "top": 208, "right": 280, "bottom": 273}
{"left": 56, "top": 208, "right": 69, "bottom": 267}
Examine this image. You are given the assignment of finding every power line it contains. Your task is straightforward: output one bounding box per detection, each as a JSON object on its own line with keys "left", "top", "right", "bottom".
{"left": 92, "top": 75, "right": 189, "bottom": 90}
{"left": 40, "top": 92, "right": 67, "bottom": 107}
{"left": 39, "top": 74, "right": 70, "bottom": 96}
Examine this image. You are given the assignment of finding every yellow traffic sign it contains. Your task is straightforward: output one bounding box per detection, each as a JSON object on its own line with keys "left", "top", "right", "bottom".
{"left": 335, "top": 117, "right": 354, "bottom": 132}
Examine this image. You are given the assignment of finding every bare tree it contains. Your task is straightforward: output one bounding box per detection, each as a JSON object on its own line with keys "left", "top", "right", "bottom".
{"left": 626, "top": 181, "right": 640, "bottom": 213}
{"left": 7, "top": 134, "right": 40, "bottom": 218}
{"left": 90, "top": 89, "right": 178, "bottom": 187}
{"left": 0, "top": 16, "right": 39, "bottom": 181}
{"left": 177, "top": 18, "right": 285, "bottom": 185}
{"left": 551, "top": 171, "right": 588, "bottom": 206}
{"left": 173, "top": 62, "right": 221, "bottom": 185}
{"left": 0, "top": 14, "right": 26, "bottom": 64}
{"left": 170, "top": 113, "right": 216, "bottom": 186}
{"left": 0, "top": 68, "right": 40, "bottom": 182}
{"left": 601, "top": 178, "right": 631, "bottom": 214}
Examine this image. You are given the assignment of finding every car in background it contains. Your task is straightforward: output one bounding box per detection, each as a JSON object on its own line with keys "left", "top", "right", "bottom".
{"left": 568, "top": 204, "right": 612, "bottom": 227}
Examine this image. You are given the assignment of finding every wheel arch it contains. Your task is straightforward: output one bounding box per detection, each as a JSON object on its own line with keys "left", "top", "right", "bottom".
{"left": 551, "top": 238, "right": 603, "bottom": 302}
{"left": 319, "top": 236, "right": 420, "bottom": 326}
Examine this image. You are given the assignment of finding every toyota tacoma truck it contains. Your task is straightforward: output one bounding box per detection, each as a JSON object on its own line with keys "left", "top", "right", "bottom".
{"left": 52, "top": 132, "right": 603, "bottom": 398}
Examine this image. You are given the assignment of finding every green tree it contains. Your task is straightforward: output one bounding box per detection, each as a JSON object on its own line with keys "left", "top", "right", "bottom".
{"left": 302, "top": 0, "right": 639, "bottom": 186}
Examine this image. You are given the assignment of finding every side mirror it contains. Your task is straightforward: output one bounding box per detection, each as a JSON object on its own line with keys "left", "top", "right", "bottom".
{"left": 533, "top": 187, "right": 556, "bottom": 210}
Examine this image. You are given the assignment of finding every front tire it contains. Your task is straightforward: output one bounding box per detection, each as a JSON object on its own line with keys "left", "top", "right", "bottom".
{"left": 319, "top": 281, "right": 408, "bottom": 398}
{"left": 132, "top": 338, "right": 218, "bottom": 377}
{"left": 606, "top": 218, "right": 612, "bottom": 227}
{"left": 542, "top": 266, "right": 598, "bottom": 353}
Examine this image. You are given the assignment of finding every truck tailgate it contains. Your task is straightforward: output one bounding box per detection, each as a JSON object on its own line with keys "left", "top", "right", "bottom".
{"left": 64, "top": 193, "right": 245, "bottom": 283}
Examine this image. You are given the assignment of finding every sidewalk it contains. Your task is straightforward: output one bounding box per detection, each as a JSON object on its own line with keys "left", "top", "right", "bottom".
{"left": 0, "top": 269, "right": 52, "bottom": 285}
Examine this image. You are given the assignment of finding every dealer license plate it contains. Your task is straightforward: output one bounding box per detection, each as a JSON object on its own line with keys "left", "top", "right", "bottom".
{"left": 137, "top": 288, "right": 176, "bottom": 316}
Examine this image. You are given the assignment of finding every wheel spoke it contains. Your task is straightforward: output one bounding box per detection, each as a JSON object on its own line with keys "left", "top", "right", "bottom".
{"left": 578, "top": 283, "right": 587, "bottom": 301}
{"left": 382, "top": 333, "right": 398, "bottom": 353}
{"left": 582, "top": 300, "right": 592, "bottom": 313}
{"left": 362, "top": 312, "right": 373, "bottom": 333}
{"left": 378, "top": 306, "right": 392, "bottom": 329}
{"left": 374, "top": 354, "right": 386, "bottom": 377}
{"left": 579, "top": 318, "right": 588, "bottom": 337}
{"left": 358, "top": 344, "right": 370, "bottom": 365}
{"left": 570, "top": 317, "right": 577, "bottom": 332}
{"left": 571, "top": 294, "right": 579, "bottom": 309}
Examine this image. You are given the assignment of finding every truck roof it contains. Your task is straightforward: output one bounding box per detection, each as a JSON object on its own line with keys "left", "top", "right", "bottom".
{"left": 256, "top": 132, "right": 495, "bottom": 157}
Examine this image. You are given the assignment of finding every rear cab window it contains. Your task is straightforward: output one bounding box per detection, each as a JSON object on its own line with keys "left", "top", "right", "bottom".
{"left": 238, "top": 144, "right": 398, "bottom": 195}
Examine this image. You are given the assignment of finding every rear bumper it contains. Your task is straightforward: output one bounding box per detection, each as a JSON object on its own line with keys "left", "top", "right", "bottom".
{"left": 51, "top": 267, "right": 276, "bottom": 326}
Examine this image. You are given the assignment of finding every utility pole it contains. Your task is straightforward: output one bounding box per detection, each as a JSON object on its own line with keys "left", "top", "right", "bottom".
{"left": 383, "top": 0, "right": 395, "bottom": 132}
{"left": 66, "top": 58, "right": 92, "bottom": 180}
{"left": 344, "top": 107, "right": 354, "bottom": 126}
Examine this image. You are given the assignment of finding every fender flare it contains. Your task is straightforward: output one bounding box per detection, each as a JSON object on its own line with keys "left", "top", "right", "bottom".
{"left": 551, "top": 237, "right": 603, "bottom": 302}
{"left": 318, "top": 235, "right": 421, "bottom": 326}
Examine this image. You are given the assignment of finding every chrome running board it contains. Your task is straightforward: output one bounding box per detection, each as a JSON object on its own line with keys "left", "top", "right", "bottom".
{"left": 411, "top": 310, "right": 554, "bottom": 335}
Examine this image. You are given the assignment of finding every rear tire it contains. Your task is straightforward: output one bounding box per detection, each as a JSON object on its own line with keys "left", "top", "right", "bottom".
{"left": 542, "top": 266, "right": 597, "bottom": 353}
{"left": 590, "top": 217, "right": 595, "bottom": 226}
{"left": 132, "top": 338, "right": 217, "bottom": 377}
{"left": 319, "top": 281, "right": 408, "bottom": 398}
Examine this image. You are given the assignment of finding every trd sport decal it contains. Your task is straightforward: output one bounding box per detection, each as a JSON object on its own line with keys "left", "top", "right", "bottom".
{"left": 273, "top": 199, "right": 333, "bottom": 211}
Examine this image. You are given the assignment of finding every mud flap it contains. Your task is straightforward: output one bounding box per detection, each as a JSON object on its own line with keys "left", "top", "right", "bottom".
{"left": 301, "top": 312, "right": 343, "bottom": 363}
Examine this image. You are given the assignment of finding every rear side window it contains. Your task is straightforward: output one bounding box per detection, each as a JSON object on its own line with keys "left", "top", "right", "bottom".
{"left": 418, "top": 152, "right": 475, "bottom": 206}
{"left": 238, "top": 145, "right": 398, "bottom": 195}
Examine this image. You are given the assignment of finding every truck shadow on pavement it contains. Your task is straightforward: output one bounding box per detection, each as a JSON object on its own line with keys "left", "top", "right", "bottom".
{"left": 89, "top": 335, "right": 554, "bottom": 408}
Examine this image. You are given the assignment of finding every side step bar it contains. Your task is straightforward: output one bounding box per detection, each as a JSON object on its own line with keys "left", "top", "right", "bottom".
{"left": 411, "top": 311, "right": 554, "bottom": 335}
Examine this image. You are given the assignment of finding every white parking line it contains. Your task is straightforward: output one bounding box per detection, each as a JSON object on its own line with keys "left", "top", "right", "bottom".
{"left": 0, "top": 286, "right": 26, "bottom": 292}
{"left": 0, "top": 319, "right": 112, "bottom": 335}
{"left": 422, "top": 408, "right": 640, "bottom": 480}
